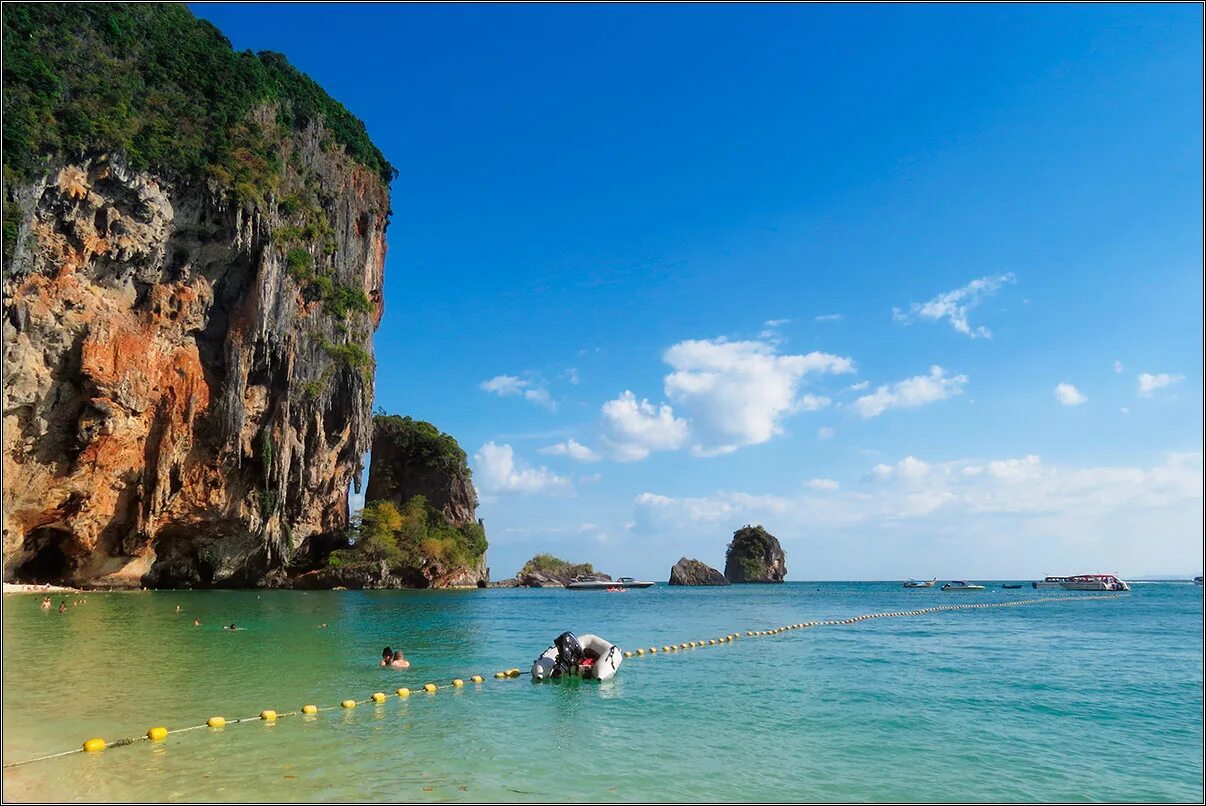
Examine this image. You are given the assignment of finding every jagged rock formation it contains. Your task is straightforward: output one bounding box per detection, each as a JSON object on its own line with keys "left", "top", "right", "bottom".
{"left": 2, "top": 7, "right": 392, "bottom": 588}
{"left": 723, "top": 525, "right": 787, "bottom": 583}
{"left": 669, "top": 557, "right": 730, "bottom": 586}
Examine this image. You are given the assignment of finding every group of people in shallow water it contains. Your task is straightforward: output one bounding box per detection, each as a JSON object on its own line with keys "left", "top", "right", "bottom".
{"left": 381, "top": 646, "right": 410, "bottom": 668}
{"left": 40, "top": 596, "right": 85, "bottom": 612}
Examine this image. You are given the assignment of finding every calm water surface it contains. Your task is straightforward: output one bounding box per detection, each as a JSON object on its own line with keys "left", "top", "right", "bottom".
{"left": 3, "top": 582, "right": 1202, "bottom": 802}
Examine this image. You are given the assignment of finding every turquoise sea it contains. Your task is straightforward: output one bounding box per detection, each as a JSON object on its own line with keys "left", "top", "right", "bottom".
{"left": 2, "top": 582, "right": 1202, "bottom": 802}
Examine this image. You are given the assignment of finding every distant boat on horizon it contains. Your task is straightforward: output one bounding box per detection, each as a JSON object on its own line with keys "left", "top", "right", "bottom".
{"left": 1032, "top": 574, "right": 1130, "bottom": 591}
{"left": 567, "top": 576, "right": 655, "bottom": 590}
{"left": 903, "top": 578, "right": 936, "bottom": 588}
{"left": 1195, "top": 576, "right": 1203, "bottom": 586}
{"left": 941, "top": 581, "right": 986, "bottom": 591}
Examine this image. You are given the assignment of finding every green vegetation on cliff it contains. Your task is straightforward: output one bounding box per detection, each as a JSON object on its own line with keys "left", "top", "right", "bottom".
{"left": 2, "top": 3, "right": 395, "bottom": 187}
{"left": 370, "top": 414, "right": 471, "bottom": 481}
{"left": 724, "top": 524, "right": 786, "bottom": 583}
{"left": 329, "top": 497, "right": 487, "bottom": 575}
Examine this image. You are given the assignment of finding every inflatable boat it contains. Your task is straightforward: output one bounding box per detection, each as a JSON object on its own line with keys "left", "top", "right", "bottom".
{"left": 531, "top": 631, "right": 622, "bottom": 682}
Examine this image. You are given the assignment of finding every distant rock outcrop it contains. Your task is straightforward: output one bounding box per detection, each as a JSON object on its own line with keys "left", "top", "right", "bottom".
{"left": 723, "top": 525, "right": 787, "bottom": 583}
{"left": 669, "top": 557, "right": 729, "bottom": 586}
{"left": 504, "top": 554, "right": 609, "bottom": 587}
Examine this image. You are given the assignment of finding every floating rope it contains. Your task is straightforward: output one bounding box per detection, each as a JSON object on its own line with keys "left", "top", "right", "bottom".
{"left": 1, "top": 592, "right": 1122, "bottom": 768}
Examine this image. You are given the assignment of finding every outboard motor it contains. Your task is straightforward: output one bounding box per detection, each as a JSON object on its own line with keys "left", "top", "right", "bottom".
{"left": 551, "top": 631, "right": 583, "bottom": 678}
{"left": 531, "top": 630, "right": 583, "bottom": 680}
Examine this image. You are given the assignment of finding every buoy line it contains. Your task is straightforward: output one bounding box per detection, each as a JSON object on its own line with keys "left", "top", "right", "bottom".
{"left": 1, "top": 593, "right": 1122, "bottom": 769}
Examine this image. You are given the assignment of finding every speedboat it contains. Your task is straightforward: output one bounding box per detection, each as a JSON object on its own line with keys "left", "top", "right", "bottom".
{"left": 941, "top": 581, "right": 986, "bottom": 591}
{"left": 1194, "top": 576, "right": 1203, "bottom": 586}
{"left": 566, "top": 576, "right": 655, "bottom": 590}
{"left": 532, "top": 631, "right": 622, "bottom": 681}
{"left": 903, "top": 578, "right": 936, "bottom": 588}
{"left": 1001, "top": 584, "right": 1023, "bottom": 589}
{"left": 1032, "top": 574, "right": 1130, "bottom": 591}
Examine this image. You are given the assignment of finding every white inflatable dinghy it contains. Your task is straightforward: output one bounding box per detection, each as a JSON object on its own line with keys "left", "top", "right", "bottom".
{"left": 531, "top": 631, "right": 622, "bottom": 681}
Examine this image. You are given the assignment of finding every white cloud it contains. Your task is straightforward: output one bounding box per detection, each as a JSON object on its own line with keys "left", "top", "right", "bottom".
{"left": 1138, "top": 373, "right": 1184, "bottom": 397}
{"left": 539, "top": 438, "right": 600, "bottom": 463}
{"left": 1113, "top": 360, "right": 1124, "bottom": 374}
{"left": 1055, "top": 383, "right": 1088, "bottom": 406}
{"left": 562, "top": 368, "right": 580, "bottom": 385}
{"left": 662, "top": 337, "right": 854, "bottom": 454}
{"left": 479, "top": 374, "right": 556, "bottom": 410}
{"left": 894, "top": 273, "right": 1015, "bottom": 338}
{"left": 634, "top": 451, "right": 1201, "bottom": 541}
{"left": 600, "top": 391, "right": 690, "bottom": 461}
{"left": 1121, "top": 407, "right": 1130, "bottom": 415}
{"left": 817, "top": 427, "right": 836, "bottom": 440}
{"left": 473, "top": 442, "right": 571, "bottom": 495}
{"left": 846, "top": 381, "right": 870, "bottom": 392}
{"left": 852, "top": 365, "right": 968, "bottom": 418}
{"left": 814, "top": 313, "right": 842, "bottom": 323}
{"left": 763, "top": 318, "right": 791, "bottom": 328}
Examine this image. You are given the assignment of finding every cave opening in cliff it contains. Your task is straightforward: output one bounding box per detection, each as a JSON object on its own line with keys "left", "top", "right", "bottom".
{"left": 15, "top": 528, "right": 74, "bottom": 583}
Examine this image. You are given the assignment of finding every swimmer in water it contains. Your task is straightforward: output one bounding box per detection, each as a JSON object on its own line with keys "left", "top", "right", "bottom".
{"left": 40, "top": 596, "right": 51, "bottom": 609}
{"left": 176, "top": 604, "right": 181, "bottom": 613}
{"left": 380, "top": 647, "right": 410, "bottom": 669}
{"left": 226, "top": 623, "right": 238, "bottom": 631}
{"left": 193, "top": 617, "right": 201, "bottom": 627}
{"left": 58, "top": 600, "right": 67, "bottom": 613}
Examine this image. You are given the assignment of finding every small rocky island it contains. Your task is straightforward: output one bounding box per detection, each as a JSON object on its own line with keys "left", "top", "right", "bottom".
{"left": 723, "top": 525, "right": 787, "bottom": 583}
{"left": 496, "top": 554, "right": 610, "bottom": 588}
{"left": 668, "top": 557, "right": 729, "bottom": 586}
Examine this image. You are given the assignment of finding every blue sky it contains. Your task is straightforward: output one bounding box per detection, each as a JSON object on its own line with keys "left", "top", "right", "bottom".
{"left": 193, "top": 4, "right": 1203, "bottom": 580}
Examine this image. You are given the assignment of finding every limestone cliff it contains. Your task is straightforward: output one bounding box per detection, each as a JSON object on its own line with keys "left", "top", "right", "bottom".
{"left": 723, "top": 525, "right": 787, "bottom": 583}
{"left": 2, "top": 6, "right": 392, "bottom": 587}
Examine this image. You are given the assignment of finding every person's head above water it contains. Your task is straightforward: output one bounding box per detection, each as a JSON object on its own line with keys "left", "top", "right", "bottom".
{"left": 382, "top": 647, "right": 393, "bottom": 661}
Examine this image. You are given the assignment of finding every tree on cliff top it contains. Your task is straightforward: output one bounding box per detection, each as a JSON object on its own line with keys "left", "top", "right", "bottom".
{"left": 2, "top": 3, "right": 395, "bottom": 186}
{"left": 725, "top": 524, "right": 780, "bottom": 581}
{"left": 332, "top": 496, "right": 486, "bottom": 574}
{"left": 518, "top": 554, "right": 596, "bottom": 578}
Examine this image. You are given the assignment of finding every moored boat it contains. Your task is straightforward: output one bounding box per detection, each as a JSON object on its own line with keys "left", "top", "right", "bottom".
{"left": 903, "top": 578, "right": 936, "bottom": 588}
{"left": 941, "top": 580, "right": 986, "bottom": 591}
{"left": 1194, "top": 576, "right": 1203, "bottom": 586}
{"left": 567, "top": 576, "right": 655, "bottom": 590}
{"left": 1032, "top": 574, "right": 1130, "bottom": 591}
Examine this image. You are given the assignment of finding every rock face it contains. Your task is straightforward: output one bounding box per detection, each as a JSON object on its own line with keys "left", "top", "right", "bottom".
{"left": 504, "top": 555, "right": 609, "bottom": 587}
{"left": 3, "top": 152, "right": 389, "bottom": 587}
{"left": 723, "top": 525, "right": 787, "bottom": 583}
{"left": 362, "top": 415, "right": 488, "bottom": 588}
{"left": 669, "top": 557, "right": 730, "bottom": 586}
{"left": 366, "top": 416, "right": 478, "bottom": 528}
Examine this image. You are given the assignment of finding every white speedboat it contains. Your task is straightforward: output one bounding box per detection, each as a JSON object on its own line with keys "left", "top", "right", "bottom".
{"left": 1032, "top": 574, "right": 1130, "bottom": 591}
{"left": 566, "top": 576, "right": 655, "bottom": 590}
{"left": 532, "top": 631, "right": 622, "bottom": 681}
{"left": 941, "top": 580, "right": 986, "bottom": 591}
{"left": 1193, "top": 576, "right": 1202, "bottom": 586}
{"left": 903, "top": 578, "right": 936, "bottom": 588}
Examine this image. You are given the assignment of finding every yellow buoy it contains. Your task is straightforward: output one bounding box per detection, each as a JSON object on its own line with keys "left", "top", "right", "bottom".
{"left": 680, "top": 643, "right": 688, "bottom": 649}
{"left": 341, "top": 699, "right": 356, "bottom": 709}
{"left": 649, "top": 647, "right": 657, "bottom": 654}
{"left": 664, "top": 646, "right": 672, "bottom": 652}
{"left": 147, "top": 726, "right": 168, "bottom": 742}
{"left": 302, "top": 705, "right": 318, "bottom": 715}
{"left": 635, "top": 648, "right": 644, "bottom": 656}
{"left": 495, "top": 671, "right": 506, "bottom": 678}
{"left": 471, "top": 675, "right": 483, "bottom": 684}
{"left": 83, "top": 738, "right": 106, "bottom": 753}
{"left": 507, "top": 668, "right": 522, "bottom": 678}
{"left": 624, "top": 651, "right": 633, "bottom": 658}
{"left": 260, "top": 710, "right": 278, "bottom": 721}
{"left": 396, "top": 688, "right": 411, "bottom": 698}
{"left": 207, "top": 716, "right": 226, "bottom": 728}
{"left": 452, "top": 679, "right": 464, "bottom": 688}
{"left": 371, "top": 692, "right": 386, "bottom": 703}
{"left": 424, "top": 683, "right": 438, "bottom": 693}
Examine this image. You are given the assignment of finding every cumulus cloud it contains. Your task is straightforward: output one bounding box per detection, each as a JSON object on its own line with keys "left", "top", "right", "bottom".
{"left": 662, "top": 337, "right": 854, "bottom": 454}
{"left": 600, "top": 391, "right": 690, "bottom": 461}
{"left": 1138, "top": 373, "right": 1184, "bottom": 397}
{"left": 539, "top": 438, "right": 600, "bottom": 462}
{"left": 852, "top": 366, "right": 968, "bottom": 418}
{"left": 1055, "top": 383, "right": 1088, "bottom": 406}
{"left": 807, "top": 478, "right": 840, "bottom": 490}
{"left": 893, "top": 273, "right": 1015, "bottom": 338}
{"left": 473, "top": 442, "right": 571, "bottom": 495}
{"left": 814, "top": 313, "right": 843, "bottom": 323}
{"left": 479, "top": 374, "right": 556, "bottom": 410}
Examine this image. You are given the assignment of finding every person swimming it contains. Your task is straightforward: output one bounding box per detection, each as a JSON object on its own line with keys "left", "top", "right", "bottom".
{"left": 58, "top": 600, "right": 67, "bottom": 613}
{"left": 39, "top": 596, "right": 51, "bottom": 609}
{"left": 380, "top": 647, "right": 410, "bottom": 669}
{"left": 226, "top": 623, "right": 239, "bottom": 631}
{"left": 193, "top": 617, "right": 201, "bottom": 627}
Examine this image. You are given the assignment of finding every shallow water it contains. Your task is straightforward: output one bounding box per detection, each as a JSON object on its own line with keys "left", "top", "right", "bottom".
{"left": 2, "top": 582, "right": 1202, "bottom": 802}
